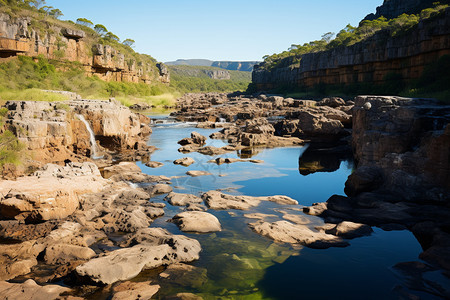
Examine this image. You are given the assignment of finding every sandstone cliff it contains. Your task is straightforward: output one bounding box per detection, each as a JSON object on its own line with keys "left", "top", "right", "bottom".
{"left": 3, "top": 99, "right": 152, "bottom": 170}
{"left": 0, "top": 12, "right": 169, "bottom": 85}
{"left": 252, "top": 7, "right": 450, "bottom": 91}
{"left": 364, "top": 0, "right": 449, "bottom": 20}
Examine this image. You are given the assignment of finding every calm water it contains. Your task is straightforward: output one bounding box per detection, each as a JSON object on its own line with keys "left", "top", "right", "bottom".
{"left": 135, "top": 117, "right": 426, "bottom": 300}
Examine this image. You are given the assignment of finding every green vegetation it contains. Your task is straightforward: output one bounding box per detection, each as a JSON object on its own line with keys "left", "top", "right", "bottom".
{"left": 169, "top": 65, "right": 251, "bottom": 93}
{"left": 0, "top": 1, "right": 180, "bottom": 107}
{"left": 261, "top": 2, "right": 449, "bottom": 71}
{"left": 0, "top": 55, "right": 175, "bottom": 107}
{"left": 0, "top": 107, "right": 23, "bottom": 168}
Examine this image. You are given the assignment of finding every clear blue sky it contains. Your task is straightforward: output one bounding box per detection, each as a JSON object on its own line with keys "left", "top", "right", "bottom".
{"left": 46, "top": 0, "right": 382, "bottom": 62}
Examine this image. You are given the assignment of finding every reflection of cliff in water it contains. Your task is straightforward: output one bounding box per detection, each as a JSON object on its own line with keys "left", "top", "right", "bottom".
{"left": 298, "top": 144, "right": 353, "bottom": 175}
{"left": 236, "top": 147, "right": 262, "bottom": 159}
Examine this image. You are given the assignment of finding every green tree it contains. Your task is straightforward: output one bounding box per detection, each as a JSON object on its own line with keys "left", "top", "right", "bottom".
{"left": 49, "top": 8, "right": 63, "bottom": 19}
{"left": 105, "top": 31, "right": 119, "bottom": 42}
{"left": 76, "top": 18, "right": 94, "bottom": 27}
{"left": 122, "top": 38, "right": 135, "bottom": 48}
{"left": 94, "top": 24, "right": 107, "bottom": 36}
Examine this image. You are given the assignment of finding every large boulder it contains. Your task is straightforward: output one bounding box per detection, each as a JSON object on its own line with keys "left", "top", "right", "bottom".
{"left": 249, "top": 220, "right": 349, "bottom": 249}
{"left": 76, "top": 228, "right": 201, "bottom": 284}
{"left": 171, "top": 211, "right": 221, "bottom": 233}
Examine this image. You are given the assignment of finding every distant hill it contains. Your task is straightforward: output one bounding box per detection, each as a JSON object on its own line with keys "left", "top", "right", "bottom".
{"left": 165, "top": 59, "right": 260, "bottom": 72}
{"left": 169, "top": 65, "right": 251, "bottom": 93}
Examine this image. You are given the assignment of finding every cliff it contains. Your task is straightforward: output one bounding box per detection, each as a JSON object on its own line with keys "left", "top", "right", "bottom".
{"left": 364, "top": 0, "right": 449, "bottom": 20}
{"left": 252, "top": 7, "right": 450, "bottom": 91}
{"left": 0, "top": 11, "right": 169, "bottom": 85}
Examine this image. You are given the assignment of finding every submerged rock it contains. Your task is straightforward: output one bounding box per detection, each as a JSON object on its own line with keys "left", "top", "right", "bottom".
{"left": 249, "top": 220, "right": 349, "bottom": 249}
{"left": 186, "top": 170, "right": 212, "bottom": 177}
{"left": 159, "top": 263, "right": 208, "bottom": 288}
{"left": 171, "top": 211, "right": 221, "bottom": 233}
{"left": 112, "top": 281, "right": 160, "bottom": 300}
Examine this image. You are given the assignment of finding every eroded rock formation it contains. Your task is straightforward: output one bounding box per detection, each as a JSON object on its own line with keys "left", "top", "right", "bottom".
{"left": 252, "top": 8, "right": 450, "bottom": 90}
{"left": 0, "top": 12, "right": 169, "bottom": 85}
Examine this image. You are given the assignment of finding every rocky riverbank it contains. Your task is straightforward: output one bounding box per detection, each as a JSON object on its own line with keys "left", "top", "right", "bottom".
{"left": 0, "top": 93, "right": 448, "bottom": 299}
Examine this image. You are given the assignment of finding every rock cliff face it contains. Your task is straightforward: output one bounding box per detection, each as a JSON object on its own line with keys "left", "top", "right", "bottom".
{"left": 364, "top": 0, "right": 447, "bottom": 20}
{"left": 0, "top": 12, "right": 169, "bottom": 85}
{"left": 252, "top": 8, "right": 450, "bottom": 90}
{"left": 348, "top": 96, "right": 450, "bottom": 198}
{"left": 3, "top": 99, "right": 152, "bottom": 167}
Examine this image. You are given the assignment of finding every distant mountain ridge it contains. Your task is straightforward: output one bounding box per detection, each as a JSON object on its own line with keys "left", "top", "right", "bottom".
{"left": 165, "top": 59, "right": 260, "bottom": 72}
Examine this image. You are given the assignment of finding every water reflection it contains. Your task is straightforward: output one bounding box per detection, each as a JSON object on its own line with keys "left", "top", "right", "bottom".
{"left": 298, "top": 144, "right": 353, "bottom": 176}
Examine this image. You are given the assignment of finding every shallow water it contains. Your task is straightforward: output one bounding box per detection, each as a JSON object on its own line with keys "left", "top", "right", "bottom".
{"left": 135, "top": 117, "right": 426, "bottom": 299}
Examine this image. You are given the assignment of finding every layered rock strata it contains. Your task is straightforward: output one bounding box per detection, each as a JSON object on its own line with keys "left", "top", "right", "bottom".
{"left": 0, "top": 12, "right": 169, "bottom": 85}
{"left": 252, "top": 8, "right": 450, "bottom": 90}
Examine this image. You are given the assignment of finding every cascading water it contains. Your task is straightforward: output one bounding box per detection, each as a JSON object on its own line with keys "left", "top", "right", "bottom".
{"left": 76, "top": 114, "right": 102, "bottom": 159}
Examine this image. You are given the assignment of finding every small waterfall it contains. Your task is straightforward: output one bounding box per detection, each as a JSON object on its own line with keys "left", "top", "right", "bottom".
{"left": 76, "top": 114, "right": 102, "bottom": 159}
{"left": 219, "top": 117, "right": 227, "bottom": 123}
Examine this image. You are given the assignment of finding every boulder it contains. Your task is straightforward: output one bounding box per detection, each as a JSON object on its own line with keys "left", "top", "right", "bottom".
{"left": 145, "top": 161, "right": 164, "bottom": 168}
{"left": 0, "top": 279, "right": 71, "bottom": 300}
{"left": 202, "top": 191, "right": 297, "bottom": 210}
{"left": 322, "top": 221, "right": 373, "bottom": 239}
{"left": 174, "top": 157, "right": 195, "bottom": 167}
{"left": 165, "top": 192, "right": 203, "bottom": 206}
{"left": 76, "top": 228, "right": 201, "bottom": 285}
{"left": 171, "top": 211, "right": 221, "bottom": 233}
{"left": 249, "top": 220, "right": 349, "bottom": 249}
{"left": 44, "top": 244, "right": 96, "bottom": 265}
{"left": 146, "top": 184, "right": 173, "bottom": 196}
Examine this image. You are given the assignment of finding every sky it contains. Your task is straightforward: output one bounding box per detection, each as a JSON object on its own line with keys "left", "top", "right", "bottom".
{"left": 45, "top": 0, "right": 383, "bottom": 62}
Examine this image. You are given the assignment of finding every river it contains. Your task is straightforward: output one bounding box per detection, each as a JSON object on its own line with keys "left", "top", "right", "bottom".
{"left": 114, "top": 115, "right": 426, "bottom": 300}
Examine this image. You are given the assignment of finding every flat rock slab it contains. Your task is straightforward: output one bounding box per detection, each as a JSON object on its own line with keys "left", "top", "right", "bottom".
{"left": 0, "top": 279, "right": 71, "bottom": 300}
{"left": 165, "top": 192, "right": 203, "bottom": 206}
{"left": 0, "top": 162, "right": 107, "bottom": 221}
{"left": 159, "top": 263, "right": 207, "bottom": 288}
{"left": 186, "top": 171, "right": 212, "bottom": 177}
{"left": 202, "top": 190, "right": 298, "bottom": 210}
{"left": 249, "top": 220, "right": 349, "bottom": 249}
{"left": 76, "top": 228, "right": 201, "bottom": 284}
{"left": 174, "top": 157, "right": 195, "bottom": 167}
{"left": 171, "top": 211, "right": 221, "bottom": 233}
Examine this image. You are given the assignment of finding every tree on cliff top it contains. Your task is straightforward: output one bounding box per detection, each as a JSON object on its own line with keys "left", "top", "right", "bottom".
{"left": 94, "top": 24, "right": 108, "bottom": 36}
{"left": 122, "top": 39, "right": 135, "bottom": 48}
{"left": 77, "top": 18, "right": 93, "bottom": 27}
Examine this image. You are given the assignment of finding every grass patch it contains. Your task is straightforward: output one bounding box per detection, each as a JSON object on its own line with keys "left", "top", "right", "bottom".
{"left": 115, "top": 93, "right": 179, "bottom": 108}
{"left": 0, "top": 88, "right": 70, "bottom": 102}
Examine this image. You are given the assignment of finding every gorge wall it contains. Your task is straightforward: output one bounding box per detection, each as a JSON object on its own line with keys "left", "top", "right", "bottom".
{"left": 0, "top": 12, "right": 169, "bottom": 85}
{"left": 364, "top": 0, "right": 450, "bottom": 20}
{"left": 252, "top": 7, "right": 450, "bottom": 91}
